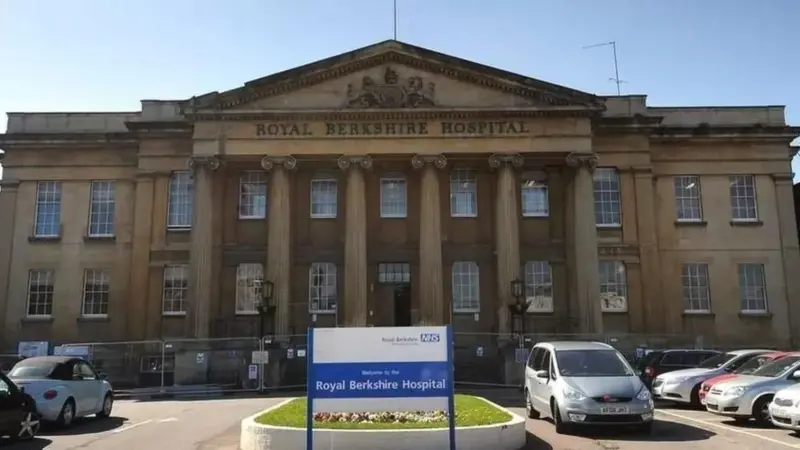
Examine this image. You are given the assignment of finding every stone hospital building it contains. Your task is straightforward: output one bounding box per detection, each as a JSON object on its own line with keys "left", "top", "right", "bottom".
{"left": 0, "top": 40, "right": 799, "bottom": 351}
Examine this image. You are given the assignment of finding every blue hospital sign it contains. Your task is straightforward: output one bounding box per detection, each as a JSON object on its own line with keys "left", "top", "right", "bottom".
{"left": 306, "top": 326, "right": 456, "bottom": 450}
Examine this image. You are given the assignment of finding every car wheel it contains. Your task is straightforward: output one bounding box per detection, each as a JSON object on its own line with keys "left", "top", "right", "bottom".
{"left": 752, "top": 396, "right": 772, "bottom": 426}
{"left": 690, "top": 384, "right": 702, "bottom": 407}
{"left": 97, "top": 393, "right": 113, "bottom": 418}
{"left": 524, "top": 389, "right": 539, "bottom": 419}
{"left": 552, "top": 403, "right": 571, "bottom": 435}
{"left": 11, "top": 411, "right": 40, "bottom": 442}
{"left": 57, "top": 398, "right": 76, "bottom": 427}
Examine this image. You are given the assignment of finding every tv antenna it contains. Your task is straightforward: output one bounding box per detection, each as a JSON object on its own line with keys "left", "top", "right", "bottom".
{"left": 582, "top": 41, "right": 626, "bottom": 95}
{"left": 393, "top": 0, "right": 398, "bottom": 40}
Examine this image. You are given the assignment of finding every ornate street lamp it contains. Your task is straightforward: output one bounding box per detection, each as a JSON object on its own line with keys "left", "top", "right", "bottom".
{"left": 508, "top": 278, "right": 527, "bottom": 337}
{"left": 253, "top": 276, "right": 275, "bottom": 339}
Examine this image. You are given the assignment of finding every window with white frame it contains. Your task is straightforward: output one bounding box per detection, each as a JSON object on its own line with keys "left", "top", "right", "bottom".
{"left": 34, "top": 181, "right": 62, "bottom": 237}
{"left": 674, "top": 176, "right": 703, "bottom": 222}
{"left": 599, "top": 261, "right": 627, "bottom": 312}
{"left": 450, "top": 169, "right": 478, "bottom": 217}
{"left": 521, "top": 177, "right": 549, "bottom": 217}
{"left": 310, "top": 178, "right": 337, "bottom": 218}
{"left": 239, "top": 171, "right": 267, "bottom": 219}
{"left": 167, "top": 172, "right": 194, "bottom": 229}
{"left": 26, "top": 270, "right": 54, "bottom": 317}
{"left": 738, "top": 263, "right": 767, "bottom": 312}
{"left": 82, "top": 269, "right": 110, "bottom": 316}
{"left": 235, "top": 263, "right": 264, "bottom": 314}
{"left": 451, "top": 261, "right": 480, "bottom": 312}
{"left": 681, "top": 263, "right": 710, "bottom": 312}
{"left": 309, "top": 262, "right": 337, "bottom": 313}
{"left": 162, "top": 265, "right": 188, "bottom": 315}
{"left": 593, "top": 169, "right": 621, "bottom": 226}
{"left": 523, "top": 261, "right": 553, "bottom": 312}
{"left": 88, "top": 181, "right": 116, "bottom": 236}
{"left": 729, "top": 175, "right": 758, "bottom": 221}
{"left": 380, "top": 177, "right": 407, "bottom": 218}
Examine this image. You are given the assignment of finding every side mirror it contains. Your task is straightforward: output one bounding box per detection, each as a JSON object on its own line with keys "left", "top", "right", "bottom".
{"left": 792, "top": 370, "right": 800, "bottom": 379}
{"left": 535, "top": 370, "right": 549, "bottom": 379}
{"left": 98, "top": 372, "right": 108, "bottom": 380}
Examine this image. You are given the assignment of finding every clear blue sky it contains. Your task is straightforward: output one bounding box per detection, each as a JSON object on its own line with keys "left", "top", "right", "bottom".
{"left": 1, "top": 0, "right": 798, "bottom": 179}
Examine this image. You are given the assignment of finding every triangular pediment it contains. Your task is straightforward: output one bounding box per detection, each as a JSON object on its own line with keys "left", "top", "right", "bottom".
{"left": 185, "top": 40, "right": 604, "bottom": 113}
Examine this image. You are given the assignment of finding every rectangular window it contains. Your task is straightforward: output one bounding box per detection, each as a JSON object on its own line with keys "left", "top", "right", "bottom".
{"left": 239, "top": 171, "right": 267, "bottom": 219}
{"left": 681, "top": 263, "right": 710, "bottom": 313}
{"left": 235, "top": 263, "right": 264, "bottom": 314}
{"left": 674, "top": 176, "right": 703, "bottom": 222}
{"left": 88, "top": 181, "right": 116, "bottom": 236}
{"left": 599, "top": 261, "right": 627, "bottom": 312}
{"left": 593, "top": 168, "right": 621, "bottom": 226}
{"left": 380, "top": 177, "right": 407, "bottom": 218}
{"left": 738, "top": 263, "right": 767, "bottom": 312}
{"left": 309, "top": 262, "right": 337, "bottom": 313}
{"left": 34, "top": 181, "right": 62, "bottom": 237}
{"left": 167, "top": 172, "right": 194, "bottom": 229}
{"left": 377, "top": 263, "right": 411, "bottom": 284}
{"left": 451, "top": 261, "right": 480, "bottom": 312}
{"left": 310, "top": 179, "right": 337, "bottom": 219}
{"left": 729, "top": 175, "right": 758, "bottom": 221}
{"left": 82, "top": 269, "right": 110, "bottom": 316}
{"left": 27, "top": 270, "right": 55, "bottom": 317}
{"left": 450, "top": 169, "right": 478, "bottom": 217}
{"left": 521, "top": 180, "right": 549, "bottom": 217}
{"left": 523, "top": 261, "right": 553, "bottom": 312}
{"left": 162, "top": 265, "right": 188, "bottom": 315}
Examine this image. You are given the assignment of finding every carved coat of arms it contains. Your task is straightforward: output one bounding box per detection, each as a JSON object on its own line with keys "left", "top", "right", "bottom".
{"left": 345, "top": 67, "right": 436, "bottom": 108}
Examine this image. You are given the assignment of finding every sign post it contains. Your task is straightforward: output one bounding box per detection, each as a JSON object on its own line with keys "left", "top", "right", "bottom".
{"left": 306, "top": 325, "right": 455, "bottom": 450}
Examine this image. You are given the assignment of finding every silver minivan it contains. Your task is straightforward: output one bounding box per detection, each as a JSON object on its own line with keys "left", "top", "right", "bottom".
{"left": 524, "top": 341, "right": 655, "bottom": 434}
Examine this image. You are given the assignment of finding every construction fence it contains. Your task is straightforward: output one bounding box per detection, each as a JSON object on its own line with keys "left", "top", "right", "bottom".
{"left": 55, "top": 332, "right": 779, "bottom": 396}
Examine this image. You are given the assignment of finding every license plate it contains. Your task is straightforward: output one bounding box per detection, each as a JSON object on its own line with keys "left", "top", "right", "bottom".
{"left": 600, "top": 406, "right": 630, "bottom": 415}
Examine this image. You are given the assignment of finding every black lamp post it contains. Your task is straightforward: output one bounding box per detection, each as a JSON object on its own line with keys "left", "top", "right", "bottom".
{"left": 508, "top": 278, "right": 526, "bottom": 338}
{"left": 253, "top": 276, "right": 275, "bottom": 339}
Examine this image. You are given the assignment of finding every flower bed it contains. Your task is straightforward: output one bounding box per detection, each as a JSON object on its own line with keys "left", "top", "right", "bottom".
{"left": 313, "top": 410, "right": 449, "bottom": 425}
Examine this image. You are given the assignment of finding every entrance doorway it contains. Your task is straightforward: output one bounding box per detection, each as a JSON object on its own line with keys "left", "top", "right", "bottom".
{"left": 377, "top": 263, "right": 412, "bottom": 327}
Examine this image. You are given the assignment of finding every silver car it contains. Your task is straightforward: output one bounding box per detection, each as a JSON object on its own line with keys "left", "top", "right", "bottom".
{"left": 524, "top": 341, "right": 654, "bottom": 434}
{"left": 769, "top": 383, "right": 800, "bottom": 431}
{"left": 651, "top": 349, "right": 771, "bottom": 406}
{"left": 704, "top": 355, "right": 800, "bottom": 425}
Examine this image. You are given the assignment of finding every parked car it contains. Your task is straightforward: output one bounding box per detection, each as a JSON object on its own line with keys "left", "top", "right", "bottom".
{"left": 704, "top": 354, "right": 800, "bottom": 425}
{"left": 7, "top": 356, "right": 114, "bottom": 427}
{"left": 769, "top": 383, "right": 800, "bottom": 431}
{"left": 699, "top": 351, "right": 793, "bottom": 404}
{"left": 524, "top": 341, "right": 654, "bottom": 434}
{"left": 651, "top": 349, "right": 772, "bottom": 406}
{"left": 635, "top": 349, "right": 720, "bottom": 389}
{"left": 0, "top": 370, "right": 40, "bottom": 442}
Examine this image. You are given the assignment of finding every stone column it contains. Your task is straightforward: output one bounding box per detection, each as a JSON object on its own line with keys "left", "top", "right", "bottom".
{"left": 188, "top": 155, "right": 220, "bottom": 338}
{"left": 261, "top": 156, "right": 297, "bottom": 336}
{"left": 565, "top": 152, "right": 603, "bottom": 334}
{"left": 412, "top": 154, "right": 447, "bottom": 325}
{"left": 338, "top": 155, "right": 372, "bottom": 327}
{"left": 772, "top": 172, "right": 800, "bottom": 346}
{"left": 488, "top": 154, "right": 524, "bottom": 337}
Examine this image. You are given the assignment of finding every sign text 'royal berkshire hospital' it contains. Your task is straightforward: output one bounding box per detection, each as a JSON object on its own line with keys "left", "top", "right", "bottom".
{"left": 306, "top": 326, "right": 456, "bottom": 450}
{"left": 255, "top": 120, "right": 531, "bottom": 138}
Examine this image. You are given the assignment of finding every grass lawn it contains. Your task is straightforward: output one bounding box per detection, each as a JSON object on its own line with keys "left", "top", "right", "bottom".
{"left": 255, "top": 394, "right": 512, "bottom": 430}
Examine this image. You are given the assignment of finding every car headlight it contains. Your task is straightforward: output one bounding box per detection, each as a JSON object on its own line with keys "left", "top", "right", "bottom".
{"left": 724, "top": 386, "right": 748, "bottom": 396}
{"left": 563, "top": 386, "right": 586, "bottom": 401}
{"left": 637, "top": 387, "right": 651, "bottom": 401}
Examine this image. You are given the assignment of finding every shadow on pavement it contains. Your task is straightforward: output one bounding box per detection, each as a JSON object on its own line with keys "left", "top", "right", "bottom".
{"left": 1, "top": 437, "right": 53, "bottom": 449}
{"left": 40, "top": 416, "right": 128, "bottom": 436}
{"left": 573, "top": 419, "right": 716, "bottom": 442}
{"left": 524, "top": 430, "right": 553, "bottom": 450}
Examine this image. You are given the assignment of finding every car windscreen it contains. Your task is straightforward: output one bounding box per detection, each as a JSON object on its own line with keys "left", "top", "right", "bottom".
{"left": 752, "top": 355, "right": 800, "bottom": 378}
{"left": 556, "top": 349, "right": 634, "bottom": 377}
{"left": 736, "top": 355, "right": 782, "bottom": 375}
{"left": 697, "top": 353, "right": 735, "bottom": 369}
{"left": 8, "top": 360, "right": 59, "bottom": 379}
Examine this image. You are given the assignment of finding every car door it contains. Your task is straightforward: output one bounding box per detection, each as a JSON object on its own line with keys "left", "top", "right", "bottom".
{"left": 536, "top": 350, "right": 554, "bottom": 415}
{"left": 527, "top": 347, "right": 548, "bottom": 412}
{"left": 77, "top": 362, "right": 104, "bottom": 413}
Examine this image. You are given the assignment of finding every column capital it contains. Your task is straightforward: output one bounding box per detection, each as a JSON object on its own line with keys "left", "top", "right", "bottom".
{"left": 412, "top": 154, "right": 447, "bottom": 170}
{"left": 565, "top": 152, "right": 598, "bottom": 172}
{"left": 337, "top": 155, "right": 373, "bottom": 171}
{"left": 188, "top": 155, "right": 221, "bottom": 171}
{"left": 261, "top": 155, "right": 297, "bottom": 171}
{"left": 771, "top": 172, "right": 795, "bottom": 183}
{"left": 488, "top": 153, "right": 523, "bottom": 169}
{"left": 0, "top": 180, "right": 20, "bottom": 193}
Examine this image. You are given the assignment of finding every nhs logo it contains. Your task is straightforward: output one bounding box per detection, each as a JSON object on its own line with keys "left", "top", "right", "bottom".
{"left": 420, "top": 333, "right": 441, "bottom": 343}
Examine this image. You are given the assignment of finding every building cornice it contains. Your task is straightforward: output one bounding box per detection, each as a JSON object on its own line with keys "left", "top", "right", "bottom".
{"left": 650, "top": 125, "right": 800, "bottom": 144}
{"left": 0, "top": 133, "right": 138, "bottom": 149}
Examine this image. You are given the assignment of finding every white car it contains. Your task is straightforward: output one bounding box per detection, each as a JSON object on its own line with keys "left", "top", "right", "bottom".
{"left": 769, "top": 383, "right": 800, "bottom": 431}
{"left": 8, "top": 356, "right": 114, "bottom": 427}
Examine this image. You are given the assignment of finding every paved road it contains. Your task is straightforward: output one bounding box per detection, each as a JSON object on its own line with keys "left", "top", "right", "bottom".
{"left": 9, "top": 393, "right": 800, "bottom": 449}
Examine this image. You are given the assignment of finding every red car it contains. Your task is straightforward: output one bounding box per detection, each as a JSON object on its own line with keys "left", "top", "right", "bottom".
{"left": 698, "top": 351, "right": 791, "bottom": 403}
